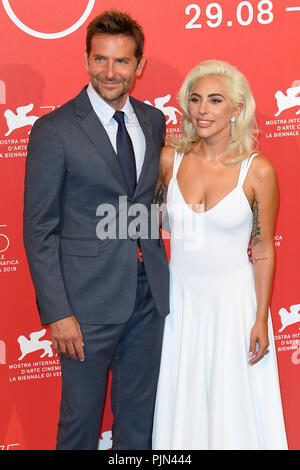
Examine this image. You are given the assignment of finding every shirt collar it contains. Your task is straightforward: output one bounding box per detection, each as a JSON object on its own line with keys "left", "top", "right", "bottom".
{"left": 87, "top": 83, "right": 135, "bottom": 125}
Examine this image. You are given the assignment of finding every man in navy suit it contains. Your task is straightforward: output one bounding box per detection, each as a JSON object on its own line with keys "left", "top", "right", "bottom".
{"left": 23, "top": 10, "right": 169, "bottom": 450}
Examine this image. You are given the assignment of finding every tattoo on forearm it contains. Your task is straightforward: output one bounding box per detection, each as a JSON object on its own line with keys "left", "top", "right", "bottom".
{"left": 252, "top": 199, "right": 262, "bottom": 246}
{"left": 154, "top": 184, "right": 165, "bottom": 207}
{"left": 253, "top": 256, "right": 269, "bottom": 265}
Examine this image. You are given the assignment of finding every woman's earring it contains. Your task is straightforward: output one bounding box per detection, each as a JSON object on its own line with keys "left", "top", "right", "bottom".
{"left": 230, "top": 116, "right": 236, "bottom": 137}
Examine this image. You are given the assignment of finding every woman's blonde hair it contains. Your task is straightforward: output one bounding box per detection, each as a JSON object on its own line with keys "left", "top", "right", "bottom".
{"left": 169, "top": 60, "right": 259, "bottom": 161}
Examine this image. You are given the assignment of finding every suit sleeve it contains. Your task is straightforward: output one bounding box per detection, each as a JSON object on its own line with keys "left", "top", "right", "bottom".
{"left": 152, "top": 107, "right": 165, "bottom": 149}
{"left": 23, "top": 116, "right": 74, "bottom": 325}
{"left": 160, "top": 112, "right": 166, "bottom": 148}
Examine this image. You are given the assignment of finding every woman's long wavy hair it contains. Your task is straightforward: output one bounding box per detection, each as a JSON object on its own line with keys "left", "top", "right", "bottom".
{"left": 169, "top": 60, "right": 259, "bottom": 162}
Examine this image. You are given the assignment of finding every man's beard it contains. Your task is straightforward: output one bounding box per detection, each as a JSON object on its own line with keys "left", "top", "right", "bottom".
{"left": 94, "top": 77, "right": 131, "bottom": 104}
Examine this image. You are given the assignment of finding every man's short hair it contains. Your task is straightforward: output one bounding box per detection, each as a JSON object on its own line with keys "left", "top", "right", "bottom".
{"left": 86, "top": 10, "right": 145, "bottom": 64}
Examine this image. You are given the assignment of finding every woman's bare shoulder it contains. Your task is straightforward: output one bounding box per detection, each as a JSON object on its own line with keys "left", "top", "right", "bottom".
{"left": 249, "top": 154, "right": 277, "bottom": 182}
{"left": 159, "top": 144, "right": 176, "bottom": 176}
{"left": 160, "top": 144, "right": 176, "bottom": 163}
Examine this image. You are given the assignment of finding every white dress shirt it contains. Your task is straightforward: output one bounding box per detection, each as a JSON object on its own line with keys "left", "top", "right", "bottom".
{"left": 86, "top": 83, "right": 146, "bottom": 181}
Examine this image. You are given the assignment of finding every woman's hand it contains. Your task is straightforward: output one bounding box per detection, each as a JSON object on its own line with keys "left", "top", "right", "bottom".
{"left": 248, "top": 319, "right": 269, "bottom": 365}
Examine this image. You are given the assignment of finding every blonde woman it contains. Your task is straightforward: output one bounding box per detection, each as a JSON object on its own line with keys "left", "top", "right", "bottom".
{"left": 152, "top": 60, "right": 287, "bottom": 450}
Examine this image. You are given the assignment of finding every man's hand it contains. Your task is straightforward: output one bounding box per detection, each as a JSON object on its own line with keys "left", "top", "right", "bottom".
{"left": 49, "top": 316, "right": 84, "bottom": 361}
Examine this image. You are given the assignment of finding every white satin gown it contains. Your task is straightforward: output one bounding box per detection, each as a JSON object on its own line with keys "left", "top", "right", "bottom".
{"left": 153, "top": 152, "right": 288, "bottom": 450}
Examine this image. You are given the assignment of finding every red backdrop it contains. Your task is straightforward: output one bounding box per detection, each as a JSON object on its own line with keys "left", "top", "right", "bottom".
{"left": 0, "top": 0, "right": 299, "bottom": 450}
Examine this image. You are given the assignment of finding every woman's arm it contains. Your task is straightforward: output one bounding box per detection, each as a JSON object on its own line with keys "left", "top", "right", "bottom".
{"left": 153, "top": 145, "right": 175, "bottom": 227}
{"left": 248, "top": 156, "right": 279, "bottom": 365}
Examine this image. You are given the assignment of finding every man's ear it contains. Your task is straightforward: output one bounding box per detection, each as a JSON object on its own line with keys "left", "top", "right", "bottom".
{"left": 84, "top": 51, "right": 89, "bottom": 73}
{"left": 135, "top": 56, "right": 146, "bottom": 77}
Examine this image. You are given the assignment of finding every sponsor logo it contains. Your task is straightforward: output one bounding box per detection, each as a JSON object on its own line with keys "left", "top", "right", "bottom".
{"left": 274, "top": 82, "right": 300, "bottom": 117}
{"left": 5, "top": 329, "right": 60, "bottom": 383}
{"left": 4, "top": 103, "right": 39, "bottom": 136}
{"left": 0, "top": 84, "right": 58, "bottom": 158}
{"left": 265, "top": 80, "right": 300, "bottom": 139}
{"left": 2, "top": 0, "right": 95, "bottom": 39}
{"left": 278, "top": 303, "right": 300, "bottom": 332}
{"left": 144, "top": 94, "right": 182, "bottom": 126}
{"left": 275, "top": 303, "right": 300, "bottom": 363}
{"left": 98, "top": 430, "right": 113, "bottom": 451}
{"left": 17, "top": 329, "right": 54, "bottom": 361}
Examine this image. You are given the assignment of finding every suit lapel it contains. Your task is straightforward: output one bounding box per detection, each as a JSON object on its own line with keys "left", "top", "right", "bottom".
{"left": 74, "top": 88, "right": 130, "bottom": 194}
{"left": 131, "top": 98, "right": 154, "bottom": 198}
{"left": 73, "top": 89, "right": 155, "bottom": 197}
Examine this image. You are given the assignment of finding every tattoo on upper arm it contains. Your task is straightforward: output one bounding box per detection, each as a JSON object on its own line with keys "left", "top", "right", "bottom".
{"left": 154, "top": 184, "right": 165, "bottom": 208}
{"left": 252, "top": 198, "right": 262, "bottom": 246}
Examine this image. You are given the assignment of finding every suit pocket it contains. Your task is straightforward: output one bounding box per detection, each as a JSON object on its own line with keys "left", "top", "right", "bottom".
{"left": 60, "top": 238, "right": 101, "bottom": 257}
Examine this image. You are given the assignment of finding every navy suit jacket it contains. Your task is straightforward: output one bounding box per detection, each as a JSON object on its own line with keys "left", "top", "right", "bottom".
{"left": 23, "top": 87, "right": 169, "bottom": 325}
